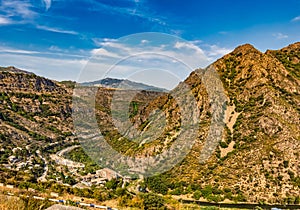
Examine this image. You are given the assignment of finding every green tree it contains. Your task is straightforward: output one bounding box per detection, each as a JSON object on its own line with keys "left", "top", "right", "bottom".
{"left": 142, "top": 193, "right": 166, "bottom": 210}
{"left": 145, "top": 175, "right": 168, "bottom": 195}
{"left": 201, "top": 185, "right": 213, "bottom": 198}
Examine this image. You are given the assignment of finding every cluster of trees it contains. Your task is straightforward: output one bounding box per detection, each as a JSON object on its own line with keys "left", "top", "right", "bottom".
{"left": 118, "top": 192, "right": 166, "bottom": 210}
{"left": 144, "top": 175, "right": 249, "bottom": 203}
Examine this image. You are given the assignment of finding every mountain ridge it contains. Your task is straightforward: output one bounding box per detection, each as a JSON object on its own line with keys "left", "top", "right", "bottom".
{"left": 80, "top": 77, "right": 168, "bottom": 92}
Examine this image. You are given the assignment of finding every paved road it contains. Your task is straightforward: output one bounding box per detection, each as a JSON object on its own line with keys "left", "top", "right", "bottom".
{"left": 50, "top": 145, "right": 85, "bottom": 168}
{"left": 56, "top": 145, "right": 81, "bottom": 157}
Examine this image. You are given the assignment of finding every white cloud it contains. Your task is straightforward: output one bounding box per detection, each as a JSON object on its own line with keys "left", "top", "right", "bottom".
{"left": 0, "top": 0, "right": 36, "bottom": 20}
{"left": 92, "top": 38, "right": 210, "bottom": 69}
{"left": 273, "top": 33, "right": 288, "bottom": 39}
{"left": 93, "top": 38, "right": 118, "bottom": 47}
{"left": 291, "top": 16, "right": 300, "bottom": 22}
{"left": 36, "top": 25, "right": 78, "bottom": 35}
{"left": 0, "top": 36, "right": 231, "bottom": 90}
{"left": 82, "top": 36, "right": 213, "bottom": 89}
{"left": 43, "top": 0, "right": 52, "bottom": 11}
{"left": 0, "top": 51, "right": 87, "bottom": 81}
{"left": 141, "top": 39, "right": 149, "bottom": 44}
{"left": 90, "top": 48, "right": 122, "bottom": 59}
{"left": 174, "top": 41, "right": 205, "bottom": 54}
{"left": 0, "top": 47, "right": 39, "bottom": 54}
{"left": 0, "top": 16, "right": 12, "bottom": 25}
{"left": 206, "top": 45, "right": 232, "bottom": 58}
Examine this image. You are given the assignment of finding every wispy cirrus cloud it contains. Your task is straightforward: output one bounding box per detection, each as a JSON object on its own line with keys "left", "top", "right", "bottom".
{"left": 0, "top": 44, "right": 88, "bottom": 81}
{"left": 0, "top": 0, "right": 77, "bottom": 36}
{"left": 0, "top": 46, "right": 39, "bottom": 54}
{"left": 36, "top": 25, "right": 78, "bottom": 35}
{"left": 272, "top": 32, "right": 288, "bottom": 39}
{"left": 0, "top": 52, "right": 87, "bottom": 81}
{"left": 291, "top": 16, "right": 300, "bottom": 22}
{"left": 0, "top": 0, "right": 36, "bottom": 22}
{"left": 0, "top": 45, "right": 88, "bottom": 59}
{"left": 87, "top": 0, "right": 167, "bottom": 26}
{"left": 42, "top": 0, "right": 52, "bottom": 11}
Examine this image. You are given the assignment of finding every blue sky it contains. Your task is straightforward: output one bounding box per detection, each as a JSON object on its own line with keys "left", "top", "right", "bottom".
{"left": 0, "top": 0, "right": 300, "bottom": 87}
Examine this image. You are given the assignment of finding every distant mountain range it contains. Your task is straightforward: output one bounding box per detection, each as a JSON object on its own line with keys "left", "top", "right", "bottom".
{"left": 0, "top": 66, "right": 168, "bottom": 92}
{"left": 80, "top": 77, "right": 168, "bottom": 92}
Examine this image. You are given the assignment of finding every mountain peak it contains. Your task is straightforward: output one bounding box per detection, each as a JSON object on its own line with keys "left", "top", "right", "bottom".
{"left": 231, "top": 43, "right": 261, "bottom": 55}
{"left": 280, "top": 42, "right": 300, "bottom": 51}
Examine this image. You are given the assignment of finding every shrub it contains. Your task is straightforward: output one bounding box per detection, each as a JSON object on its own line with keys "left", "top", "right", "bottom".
{"left": 201, "top": 185, "right": 213, "bottom": 198}
{"left": 283, "top": 160, "right": 289, "bottom": 168}
{"left": 192, "top": 190, "right": 201, "bottom": 200}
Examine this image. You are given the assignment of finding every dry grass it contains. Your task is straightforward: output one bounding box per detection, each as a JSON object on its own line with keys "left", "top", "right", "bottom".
{"left": 0, "top": 194, "right": 53, "bottom": 210}
{"left": 0, "top": 194, "right": 25, "bottom": 210}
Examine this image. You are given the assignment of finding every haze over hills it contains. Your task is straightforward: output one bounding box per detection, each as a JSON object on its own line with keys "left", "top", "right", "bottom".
{"left": 0, "top": 42, "right": 299, "bottom": 206}
{"left": 80, "top": 77, "right": 168, "bottom": 92}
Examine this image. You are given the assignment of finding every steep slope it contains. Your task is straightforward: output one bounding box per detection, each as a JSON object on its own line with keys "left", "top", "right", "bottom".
{"left": 82, "top": 43, "right": 299, "bottom": 203}
{"left": 0, "top": 66, "right": 74, "bottom": 147}
{"left": 0, "top": 67, "right": 76, "bottom": 184}
{"left": 0, "top": 66, "right": 165, "bottom": 185}
{"left": 162, "top": 44, "right": 300, "bottom": 203}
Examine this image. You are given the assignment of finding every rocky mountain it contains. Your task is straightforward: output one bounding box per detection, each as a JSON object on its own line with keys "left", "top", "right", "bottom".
{"left": 165, "top": 43, "right": 300, "bottom": 203}
{"left": 81, "top": 77, "right": 168, "bottom": 92}
{"left": 0, "top": 42, "right": 299, "bottom": 205}
{"left": 97, "top": 43, "right": 299, "bottom": 203}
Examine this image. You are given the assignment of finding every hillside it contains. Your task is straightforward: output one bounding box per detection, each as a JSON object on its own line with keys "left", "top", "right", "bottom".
{"left": 167, "top": 43, "right": 300, "bottom": 203}
{"left": 105, "top": 43, "right": 299, "bottom": 203}
{"left": 0, "top": 42, "right": 299, "bottom": 205}
{"left": 0, "top": 66, "right": 165, "bottom": 189}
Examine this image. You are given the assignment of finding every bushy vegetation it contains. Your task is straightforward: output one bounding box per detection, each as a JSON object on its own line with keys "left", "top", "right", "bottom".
{"left": 65, "top": 147, "right": 101, "bottom": 174}
{"left": 272, "top": 50, "right": 300, "bottom": 79}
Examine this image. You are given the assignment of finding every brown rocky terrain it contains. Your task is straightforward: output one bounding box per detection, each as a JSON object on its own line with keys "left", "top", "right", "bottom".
{"left": 0, "top": 42, "right": 299, "bottom": 204}
{"left": 163, "top": 43, "right": 300, "bottom": 203}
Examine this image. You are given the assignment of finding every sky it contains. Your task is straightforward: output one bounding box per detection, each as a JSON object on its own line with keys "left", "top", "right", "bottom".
{"left": 0, "top": 0, "right": 300, "bottom": 88}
